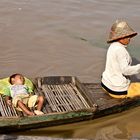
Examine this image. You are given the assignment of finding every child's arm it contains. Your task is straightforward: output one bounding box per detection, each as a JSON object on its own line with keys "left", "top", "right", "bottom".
{"left": 5, "top": 96, "right": 12, "bottom": 106}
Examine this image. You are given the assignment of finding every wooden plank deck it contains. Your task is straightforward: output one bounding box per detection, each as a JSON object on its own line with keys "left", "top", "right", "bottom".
{"left": 0, "top": 79, "right": 95, "bottom": 117}
{"left": 41, "top": 84, "right": 91, "bottom": 113}
{"left": 84, "top": 83, "right": 140, "bottom": 118}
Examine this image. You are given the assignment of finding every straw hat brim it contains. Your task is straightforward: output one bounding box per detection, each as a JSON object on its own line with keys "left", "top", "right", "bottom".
{"left": 107, "top": 32, "right": 137, "bottom": 43}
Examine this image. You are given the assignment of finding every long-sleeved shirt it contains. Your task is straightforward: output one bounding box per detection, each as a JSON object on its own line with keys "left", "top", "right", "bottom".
{"left": 102, "top": 42, "right": 140, "bottom": 92}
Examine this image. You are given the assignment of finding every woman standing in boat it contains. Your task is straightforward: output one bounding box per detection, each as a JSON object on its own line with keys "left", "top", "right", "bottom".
{"left": 101, "top": 20, "right": 140, "bottom": 98}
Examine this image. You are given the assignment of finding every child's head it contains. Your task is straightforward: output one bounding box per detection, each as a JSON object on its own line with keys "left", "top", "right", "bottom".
{"left": 9, "top": 74, "right": 25, "bottom": 85}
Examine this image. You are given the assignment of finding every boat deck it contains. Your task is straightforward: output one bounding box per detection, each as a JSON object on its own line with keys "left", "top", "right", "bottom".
{"left": 0, "top": 76, "right": 96, "bottom": 118}
{"left": 84, "top": 83, "right": 140, "bottom": 118}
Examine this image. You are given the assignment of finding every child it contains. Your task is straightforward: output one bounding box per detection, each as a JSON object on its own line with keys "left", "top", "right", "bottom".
{"left": 5, "top": 74, "right": 44, "bottom": 116}
{"left": 101, "top": 20, "right": 140, "bottom": 98}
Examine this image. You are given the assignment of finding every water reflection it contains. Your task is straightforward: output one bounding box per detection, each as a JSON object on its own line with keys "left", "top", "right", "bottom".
{"left": 95, "top": 125, "right": 127, "bottom": 140}
{"left": 13, "top": 106, "right": 140, "bottom": 139}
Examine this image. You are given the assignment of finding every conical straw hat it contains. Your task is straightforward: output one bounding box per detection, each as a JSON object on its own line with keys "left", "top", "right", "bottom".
{"left": 107, "top": 20, "right": 137, "bottom": 43}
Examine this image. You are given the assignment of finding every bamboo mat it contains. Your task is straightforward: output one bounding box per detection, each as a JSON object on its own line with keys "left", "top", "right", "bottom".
{"left": 0, "top": 95, "right": 18, "bottom": 117}
{"left": 42, "top": 83, "right": 90, "bottom": 112}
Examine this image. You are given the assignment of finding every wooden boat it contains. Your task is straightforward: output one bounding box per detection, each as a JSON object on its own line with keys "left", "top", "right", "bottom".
{"left": 0, "top": 76, "right": 140, "bottom": 133}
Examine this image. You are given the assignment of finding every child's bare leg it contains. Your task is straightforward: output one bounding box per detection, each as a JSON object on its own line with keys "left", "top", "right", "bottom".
{"left": 36, "top": 96, "right": 44, "bottom": 111}
{"left": 17, "top": 100, "right": 34, "bottom": 116}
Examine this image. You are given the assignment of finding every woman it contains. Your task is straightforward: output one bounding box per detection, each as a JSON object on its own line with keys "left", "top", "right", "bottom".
{"left": 101, "top": 20, "right": 140, "bottom": 98}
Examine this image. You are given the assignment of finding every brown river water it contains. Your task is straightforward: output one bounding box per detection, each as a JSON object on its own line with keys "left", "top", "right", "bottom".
{"left": 1, "top": 0, "right": 140, "bottom": 139}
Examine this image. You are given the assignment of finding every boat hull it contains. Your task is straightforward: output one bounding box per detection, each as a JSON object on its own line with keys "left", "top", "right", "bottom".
{"left": 0, "top": 110, "right": 93, "bottom": 133}
{"left": 0, "top": 76, "right": 140, "bottom": 133}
